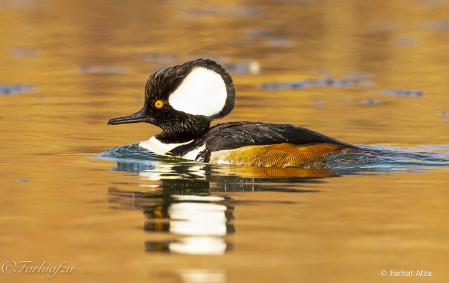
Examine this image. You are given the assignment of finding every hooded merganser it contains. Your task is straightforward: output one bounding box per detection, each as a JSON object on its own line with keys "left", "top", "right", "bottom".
{"left": 108, "top": 59, "right": 364, "bottom": 167}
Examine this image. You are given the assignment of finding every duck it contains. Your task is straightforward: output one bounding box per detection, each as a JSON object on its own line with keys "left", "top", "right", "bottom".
{"left": 108, "top": 59, "right": 365, "bottom": 167}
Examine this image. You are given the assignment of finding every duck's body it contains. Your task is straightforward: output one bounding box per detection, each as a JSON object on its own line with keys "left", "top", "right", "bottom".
{"left": 109, "top": 59, "right": 364, "bottom": 167}
{"left": 140, "top": 122, "right": 362, "bottom": 166}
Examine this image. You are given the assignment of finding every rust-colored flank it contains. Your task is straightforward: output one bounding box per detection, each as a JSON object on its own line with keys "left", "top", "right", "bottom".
{"left": 210, "top": 143, "right": 358, "bottom": 167}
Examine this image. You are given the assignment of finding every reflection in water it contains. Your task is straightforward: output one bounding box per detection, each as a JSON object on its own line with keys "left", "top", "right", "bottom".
{"left": 10, "top": 48, "right": 41, "bottom": 57}
{"left": 78, "top": 65, "right": 127, "bottom": 74}
{"left": 108, "top": 165, "right": 236, "bottom": 255}
{"left": 168, "top": 196, "right": 230, "bottom": 236}
{"left": 113, "top": 159, "right": 333, "bottom": 192}
{"left": 0, "top": 85, "right": 36, "bottom": 95}
{"left": 361, "top": 99, "right": 379, "bottom": 105}
{"left": 259, "top": 72, "right": 372, "bottom": 90}
{"left": 382, "top": 89, "right": 424, "bottom": 97}
{"left": 109, "top": 187, "right": 234, "bottom": 255}
{"left": 153, "top": 61, "right": 261, "bottom": 75}
{"left": 144, "top": 194, "right": 234, "bottom": 255}
{"left": 421, "top": 20, "right": 449, "bottom": 31}
{"left": 178, "top": 6, "right": 261, "bottom": 19}
{"left": 101, "top": 141, "right": 449, "bottom": 256}
{"left": 179, "top": 269, "right": 226, "bottom": 283}
{"left": 107, "top": 157, "right": 334, "bottom": 255}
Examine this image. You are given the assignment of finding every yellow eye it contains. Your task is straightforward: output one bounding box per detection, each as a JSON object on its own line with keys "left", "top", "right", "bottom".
{"left": 154, "top": 100, "right": 164, "bottom": 109}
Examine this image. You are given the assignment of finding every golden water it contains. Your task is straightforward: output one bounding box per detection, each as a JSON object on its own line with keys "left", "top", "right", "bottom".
{"left": 1, "top": 0, "right": 449, "bottom": 282}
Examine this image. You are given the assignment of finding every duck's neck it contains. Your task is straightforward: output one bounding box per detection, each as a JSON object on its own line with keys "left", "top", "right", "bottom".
{"left": 155, "top": 119, "right": 211, "bottom": 144}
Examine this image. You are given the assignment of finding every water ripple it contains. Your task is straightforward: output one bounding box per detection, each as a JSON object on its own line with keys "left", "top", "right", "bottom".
{"left": 99, "top": 143, "right": 449, "bottom": 176}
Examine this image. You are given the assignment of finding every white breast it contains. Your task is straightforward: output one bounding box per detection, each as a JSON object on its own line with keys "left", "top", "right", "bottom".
{"left": 139, "top": 136, "right": 205, "bottom": 161}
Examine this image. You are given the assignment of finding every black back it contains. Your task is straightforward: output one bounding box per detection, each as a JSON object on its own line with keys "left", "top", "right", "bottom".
{"left": 168, "top": 122, "right": 359, "bottom": 161}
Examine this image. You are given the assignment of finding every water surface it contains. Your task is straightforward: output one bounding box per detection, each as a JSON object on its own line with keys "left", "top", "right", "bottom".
{"left": 1, "top": 0, "right": 449, "bottom": 282}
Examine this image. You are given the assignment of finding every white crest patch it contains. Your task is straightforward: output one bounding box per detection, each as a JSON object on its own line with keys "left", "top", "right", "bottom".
{"left": 169, "top": 67, "right": 227, "bottom": 116}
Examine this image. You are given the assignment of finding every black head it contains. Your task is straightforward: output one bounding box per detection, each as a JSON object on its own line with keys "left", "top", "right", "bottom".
{"left": 108, "top": 59, "right": 235, "bottom": 143}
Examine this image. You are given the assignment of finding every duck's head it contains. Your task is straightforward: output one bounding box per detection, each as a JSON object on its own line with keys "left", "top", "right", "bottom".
{"left": 108, "top": 59, "right": 235, "bottom": 143}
